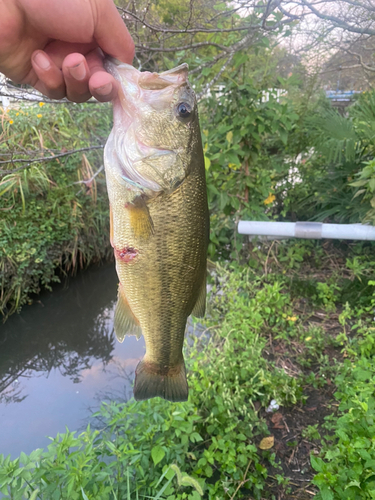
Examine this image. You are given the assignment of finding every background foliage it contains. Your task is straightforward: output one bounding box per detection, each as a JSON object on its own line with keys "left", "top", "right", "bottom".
{"left": 0, "top": 103, "right": 112, "bottom": 318}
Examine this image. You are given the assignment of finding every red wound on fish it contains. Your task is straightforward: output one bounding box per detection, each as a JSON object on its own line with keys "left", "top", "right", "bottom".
{"left": 115, "top": 246, "right": 138, "bottom": 262}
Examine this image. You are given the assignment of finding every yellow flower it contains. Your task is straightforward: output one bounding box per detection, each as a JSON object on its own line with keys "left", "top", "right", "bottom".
{"left": 39, "top": 102, "right": 45, "bottom": 107}
{"left": 305, "top": 336, "right": 312, "bottom": 341}
{"left": 287, "top": 316, "right": 297, "bottom": 322}
{"left": 16, "top": 112, "right": 19, "bottom": 116}
{"left": 264, "top": 193, "right": 276, "bottom": 205}
{"left": 9, "top": 119, "right": 14, "bottom": 125}
{"left": 37, "top": 113, "right": 42, "bottom": 118}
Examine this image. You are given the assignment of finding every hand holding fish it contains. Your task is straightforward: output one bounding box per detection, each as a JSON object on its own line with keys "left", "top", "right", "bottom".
{"left": 0, "top": 0, "right": 134, "bottom": 102}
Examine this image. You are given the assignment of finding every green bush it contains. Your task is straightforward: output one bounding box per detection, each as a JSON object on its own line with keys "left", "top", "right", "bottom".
{"left": 312, "top": 354, "right": 375, "bottom": 500}
{"left": 0, "top": 102, "right": 112, "bottom": 318}
{"left": 201, "top": 76, "right": 299, "bottom": 259}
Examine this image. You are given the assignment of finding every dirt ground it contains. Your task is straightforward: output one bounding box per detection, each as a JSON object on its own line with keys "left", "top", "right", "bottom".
{"left": 262, "top": 384, "right": 336, "bottom": 499}
{"left": 256, "top": 300, "right": 345, "bottom": 499}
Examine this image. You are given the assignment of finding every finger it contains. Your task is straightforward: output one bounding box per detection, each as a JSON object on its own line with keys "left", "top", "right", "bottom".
{"left": 31, "top": 50, "right": 66, "bottom": 99}
{"left": 43, "top": 40, "right": 98, "bottom": 68}
{"left": 89, "top": 71, "right": 118, "bottom": 102}
{"left": 62, "top": 53, "right": 91, "bottom": 103}
{"left": 86, "top": 49, "right": 118, "bottom": 102}
{"left": 94, "top": 0, "right": 135, "bottom": 64}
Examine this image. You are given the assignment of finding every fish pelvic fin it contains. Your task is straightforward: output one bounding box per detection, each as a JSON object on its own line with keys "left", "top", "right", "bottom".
{"left": 134, "top": 359, "right": 188, "bottom": 402}
{"left": 125, "top": 196, "right": 154, "bottom": 240}
{"left": 191, "top": 272, "right": 206, "bottom": 319}
{"left": 114, "top": 284, "right": 142, "bottom": 342}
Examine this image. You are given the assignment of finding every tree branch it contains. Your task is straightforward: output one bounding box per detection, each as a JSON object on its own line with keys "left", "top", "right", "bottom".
{"left": 197, "top": 52, "right": 235, "bottom": 101}
{"left": 0, "top": 146, "right": 104, "bottom": 175}
{"left": 299, "top": 0, "right": 375, "bottom": 35}
{"left": 135, "top": 41, "right": 229, "bottom": 53}
{"left": 346, "top": 48, "right": 375, "bottom": 72}
{"left": 118, "top": 6, "right": 264, "bottom": 34}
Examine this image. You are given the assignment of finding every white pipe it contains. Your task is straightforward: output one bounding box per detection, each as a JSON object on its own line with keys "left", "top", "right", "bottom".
{"left": 238, "top": 221, "right": 375, "bottom": 241}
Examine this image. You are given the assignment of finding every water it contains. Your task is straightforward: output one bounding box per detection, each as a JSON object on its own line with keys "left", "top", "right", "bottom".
{"left": 0, "top": 263, "right": 146, "bottom": 459}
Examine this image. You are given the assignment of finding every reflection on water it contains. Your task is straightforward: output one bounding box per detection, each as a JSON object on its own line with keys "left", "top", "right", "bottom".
{"left": 0, "top": 263, "right": 145, "bottom": 458}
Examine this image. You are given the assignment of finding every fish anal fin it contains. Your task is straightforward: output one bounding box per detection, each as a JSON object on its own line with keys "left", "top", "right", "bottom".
{"left": 114, "top": 284, "right": 142, "bottom": 342}
{"left": 125, "top": 196, "right": 154, "bottom": 239}
{"left": 134, "top": 359, "right": 188, "bottom": 402}
{"left": 191, "top": 273, "right": 206, "bottom": 319}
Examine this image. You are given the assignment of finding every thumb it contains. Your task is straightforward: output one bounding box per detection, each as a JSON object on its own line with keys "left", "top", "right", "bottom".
{"left": 94, "top": 0, "right": 134, "bottom": 64}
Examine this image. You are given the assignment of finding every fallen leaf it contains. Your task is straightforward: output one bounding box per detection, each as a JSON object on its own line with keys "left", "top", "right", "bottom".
{"left": 270, "top": 412, "right": 284, "bottom": 429}
{"left": 259, "top": 436, "right": 274, "bottom": 450}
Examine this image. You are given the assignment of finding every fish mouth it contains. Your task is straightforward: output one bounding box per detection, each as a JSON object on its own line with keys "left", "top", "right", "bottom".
{"left": 105, "top": 60, "right": 189, "bottom": 109}
{"left": 105, "top": 59, "right": 189, "bottom": 89}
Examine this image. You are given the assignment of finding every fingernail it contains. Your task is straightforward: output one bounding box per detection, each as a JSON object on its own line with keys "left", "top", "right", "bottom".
{"left": 95, "top": 83, "right": 113, "bottom": 96}
{"left": 33, "top": 52, "right": 50, "bottom": 70}
{"left": 68, "top": 62, "right": 87, "bottom": 81}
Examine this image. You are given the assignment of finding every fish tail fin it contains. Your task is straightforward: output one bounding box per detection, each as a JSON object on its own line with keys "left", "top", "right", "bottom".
{"left": 134, "top": 359, "right": 188, "bottom": 402}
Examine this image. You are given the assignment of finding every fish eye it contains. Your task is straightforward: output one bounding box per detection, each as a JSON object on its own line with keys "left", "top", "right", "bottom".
{"left": 177, "top": 102, "right": 192, "bottom": 118}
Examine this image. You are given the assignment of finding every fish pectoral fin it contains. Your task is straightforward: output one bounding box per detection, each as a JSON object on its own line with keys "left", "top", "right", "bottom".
{"left": 114, "top": 284, "right": 142, "bottom": 342}
{"left": 191, "top": 273, "right": 206, "bottom": 319}
{"left": 134, "top": 359, "right": 188, "bottom": 402}
{"left": 126, "top": 196, "right": 154, "bottom": 240}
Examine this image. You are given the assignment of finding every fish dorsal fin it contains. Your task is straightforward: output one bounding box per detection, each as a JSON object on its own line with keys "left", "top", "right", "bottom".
{"left": 114, "top": 284, "right": 142, "bottom": 342}
{"left": 191, "top": 273, "right": 206, "bottom": 319}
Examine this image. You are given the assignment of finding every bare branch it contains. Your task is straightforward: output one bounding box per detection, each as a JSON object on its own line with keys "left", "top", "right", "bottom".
{"left": 0, "top": 81, "right": 103, "bottom": 105}
{"left": 346, "top": 48, "right": 375, "bottom": 72}
{"left": 135, "top": 41, "right": 229, "bottom": 53}
{"left": 71, "top": 165, "right": 104, "bottom": 185}
{"left": 0, "top": 146, "right": 104, "bottom": 175}
{"left": 197, "top": 52, "right": 235, "bottom": 101}
{"left": 118, "top": 6, "right": 262, "bottom": 34}
{"left": 319, "top": 64, "right": 363, "bottom": 74}
{"left": 299, "top": 0, "right": 375, "bottom": 35}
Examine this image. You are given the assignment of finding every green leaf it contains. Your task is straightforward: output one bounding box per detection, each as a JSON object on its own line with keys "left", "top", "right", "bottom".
{"left": 81, "top": 488, "right": 89, "bottom": 500}
{"left": 151, "top": 446, "right": 165, "bottom": 466}
{"left": 320, "top": 486, "right": 333, "bottom": 500}
{"left": 279, "top": 130, "right": 288, "bottom": 145}
{"left": 350, "top": 180, "right": 367, "bottom": 187}
{"left": 311, "top": 455, "right": 325, "bottom": 472}
{"left": 204, "top": 156, "right": 211, "bottom": 171}
{"left": 29, "top": 490, "right": 40, "bottom": 500}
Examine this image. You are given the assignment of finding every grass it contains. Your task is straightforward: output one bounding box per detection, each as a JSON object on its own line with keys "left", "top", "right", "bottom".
{"left": 2, "top": 239, "right": 375, "bottom": 498}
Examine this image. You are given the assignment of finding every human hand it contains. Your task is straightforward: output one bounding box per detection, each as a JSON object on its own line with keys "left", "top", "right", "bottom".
{"left": 0, "top": 0, "right": 134, "bottom": 102}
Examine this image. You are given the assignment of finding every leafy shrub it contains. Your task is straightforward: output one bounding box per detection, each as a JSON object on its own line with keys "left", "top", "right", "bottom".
{"left": 0, "top": 102, "right": 112, "bottom": 318}
{"left": 201, "top": 76, "right": 299, "bottom": 259}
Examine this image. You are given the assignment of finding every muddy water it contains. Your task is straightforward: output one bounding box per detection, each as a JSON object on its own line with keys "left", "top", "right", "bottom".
{"left": 0, "top": 263, "right": 146, "bottom": 459}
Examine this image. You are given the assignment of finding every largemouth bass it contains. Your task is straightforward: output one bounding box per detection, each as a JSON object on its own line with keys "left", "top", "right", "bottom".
{"left": 104, "top": 60, "right": 209, "bottom": 402}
